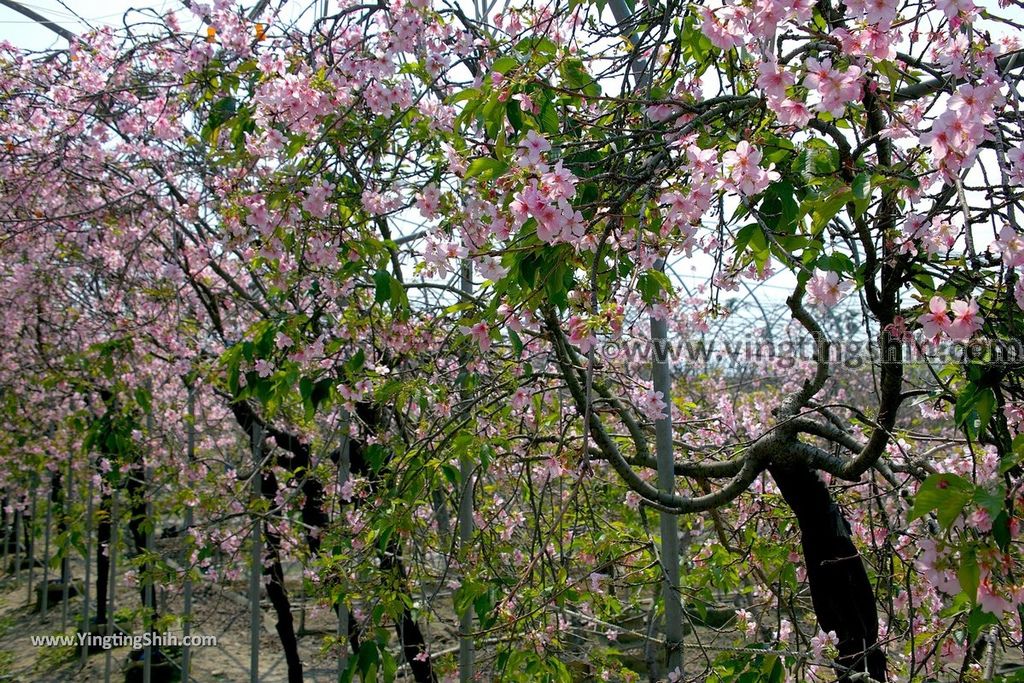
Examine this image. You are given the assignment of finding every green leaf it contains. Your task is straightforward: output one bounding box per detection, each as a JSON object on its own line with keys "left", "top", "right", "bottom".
{"left": 974, "top": 485, "right": 1004, "bottom": 518}
{"left": 464, "top": 157, "right": 509, "bottom": 180}
{"left": 959, "top": 546, "right": 979, "bottom": 604}
{"left": 373, "top": 269, "right": 392, "bottom": 304}
{"left": 967, "top": 604, "right": 998, "bottom": 642}
{"left": 733, "top": 224, "right": 760, "bottom": 257}
{"left": 809, "top": 190, "right": 853, "bottom": 235}
{"left": 852, "top": 173, "right": 871, "bottom": 201}
{"left": 509, "top": 329, "right": 523, "bottom": 358}
{"left": 347, "top": 349, "right": 365, "bottom": 375}
{"left": 311, "top": 378, "right": 331, "bottom": 411}
{"left": 909, "top": 473, "right": 975, "bottom": 529}
{"left": 976, "top": 387, "right": 997, "bottom": 435}
{"left": 506, "top": 99, "right": 524, "bottom": 132}
{"left": 637, "top": 269, "right": 673, "bottom": 303}
{"left": 852, "top": 173, "right": 871, "bottom": 217}
{"left": 993, "top": 511, "right": 1012, "bottom": 551}
{"left": 539, "top": 100, "right": 559, "bottom": 135}
{"left": 559, "top": 59, "right": 601, "bottom": 97}
{"left": 490, "top": 55, "right": 520, "bottom": 75}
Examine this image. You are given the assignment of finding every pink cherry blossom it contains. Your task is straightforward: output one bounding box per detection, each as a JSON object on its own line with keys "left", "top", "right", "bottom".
{"left": 979, "top": 580, "right": 1012, "bottom": 615}
{"left": 721, "top": 141, "right": 778, "bottom": 196}
{"left": 1009, "top": 146, "right": 1024, "bottom": 184}
{"left": 699, "top": 6, "right": 747, "bottom": 50}
{"left": 917, "top": 296, "right": 952, "bottom": 340}
{"left": 416, "top": 183, "right": 441, "bottom": 219}
{"left": 637, "top": 389, "right": 668, "bottom": 421}
{"left": 756, "top": 59, "right": 794, "bottom": 103}
{"left": 460, "top": 321, "right": 491, "bottom": 352}
{"left": 254, "top": 359, "right": 273, "bottom": 378}
{"left": 805, "top": 269, "right": 852, "bottom": 309}
{"left": 990, "top": 224, "right": 1024, "bottom": 268}
{"left": 517, "top": 130, "right": 551, "bottom": 169}
{"left": 948, "top": 298, "right": 983, "bottom": 340}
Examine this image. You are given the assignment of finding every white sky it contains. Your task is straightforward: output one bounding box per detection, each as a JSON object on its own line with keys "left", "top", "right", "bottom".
{"left": 0, "top": 1, "right": 325, "bottom": 51}
{"left": 0, "top": 1, "right": 165, "bottom": 50}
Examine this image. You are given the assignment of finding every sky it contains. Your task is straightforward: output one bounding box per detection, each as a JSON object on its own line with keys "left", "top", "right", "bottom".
{"left": 0, "top": 1, "right": 167, "bottom": 50}
{"left": 0, "top": 1, "right": 327, "bottom": 51}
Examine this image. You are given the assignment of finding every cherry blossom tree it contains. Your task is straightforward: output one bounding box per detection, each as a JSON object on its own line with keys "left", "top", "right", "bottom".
{"left": 0, "top": 0, "right": 1024, "bottom": 680}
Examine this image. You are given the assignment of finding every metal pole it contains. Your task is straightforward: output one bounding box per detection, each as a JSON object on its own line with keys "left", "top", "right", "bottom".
{"left": 249, "top": 422, "right": 263, "bottom": 683}
{"left": 144, "top": 398, "right": 155, "bottom": 683}
{"left": 13, "top": 510, "right": 21, "bottom": 584}
{"left": 104, "top": 491, "right": 119, "bottom": 683}
{"left": 61, "top": 456, "right": 73, "bottom": 632}
{"left": 41, "top": 477, "right": 53, "bottom": 617}
{"left": 26, "top": 485, "right": 36, "bottom": 607}
{"left": 336, "top": 412, "right": 351, "bottom": 683}
{"left": 2, "top": 493, "right": 9, "bottom": 577}
{"left": 650, "top": 309, "right": 683, "bottom": 675}
{"left": 182, "top": 386, "right": 195, "bottom": 682}
{"left": 458, "top": 261, "right": 475, "bottom": 683}
{"left": 81, "top": 473, "right": 94, "bottom": 666}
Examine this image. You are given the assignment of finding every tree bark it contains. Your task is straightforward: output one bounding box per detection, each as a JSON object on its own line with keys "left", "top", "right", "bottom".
{"left": 227, "top": 399, "right": 436, "bottom": 682}
{"left": 261, "top": 470, "right": 304, "bottom": 683}
{"left": 769, "top": 463, "right": 887, "bottom": 682}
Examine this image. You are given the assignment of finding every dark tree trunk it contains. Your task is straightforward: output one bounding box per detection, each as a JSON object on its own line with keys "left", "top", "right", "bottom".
{"left": 260, "top": 469, "right": 304, "bottom": 683}
{"left": 125, "top": 467, "right": 159, "bottom": 629}
{"left": 345, "top": 402, "right": 437, "bottom": 683}
{"left": 769, "top": 463, "right": 887, "bottom": 682}
{"left": 259, "top": 459, "right": 305, "bottom": 682}
{"left": 227, "top": 399, "right": 436, "bottom": 683}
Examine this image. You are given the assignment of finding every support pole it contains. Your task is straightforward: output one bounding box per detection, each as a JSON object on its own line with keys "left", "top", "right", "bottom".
{"left": 81, "top": 472, "right": 94, "bottom": 666}
{"left": 651, "top": 308, "right": 683, "bottom": 675}
{"left": 249, "top": 422, "right": 263, "bottom": 683}
{"left": 182, "top": 386, "right": 195, "bottom": 682}
{"left": 144, "top": 402, "right": 155, "bottom": 683}
{"left": 26, "top": 485, "right": 36, "bottom": 607}
{"left": 336, "top": 411, "right": 351, "bottom": 683}
{"left": 104, "top": 491, "right": 119, "bottom": 683}
{"left": 458, "top": 260, "right": 475, "bottom": 683}
{"left": 61, "top": 455, "right": 73, "bottom": 632}
{"left": 13, "top": 510, "right": 21, "bottom": 584}
{"left": 2, "top": 494, "right": 10, "bottom": 576}
{"left": 41, "top": 477, "right": 53, "bottom": 617}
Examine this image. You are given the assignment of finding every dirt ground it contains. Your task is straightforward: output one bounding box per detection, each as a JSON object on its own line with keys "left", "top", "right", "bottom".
{"left": 0, "top": 546, "right": 460, "bottom": 683}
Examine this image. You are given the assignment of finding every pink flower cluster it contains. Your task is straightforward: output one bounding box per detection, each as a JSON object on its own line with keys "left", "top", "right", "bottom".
{"left": 804, "top": 58, "right": 863, "bottom": 118}
{"left": 805, "top": 269, "right": 852, "bottom": 310}
{"left": 636, "top": 389, "right": 668, "bottom": 421}
{"left": 757, "top": 59, "right": 811, "bottom": 127}
{"left": 900, "top": 213, "right": 958, "bottom": 256}
{"left": 699, "top": 0, "right": 814, "bottom": 49}
{"left": 721, "top": 141, "right": 778, "bottom": 196}
{"left": 917, "top": 295, "right": 984, "bottom": 341}
{"left": 989, "top": 224, "right": 1024, "bottom": 268}
{"left": 509, "top": 155, "right": 584, "bottom": 245}
{"left": 919, "top": 84, "right": 1001, "bottom": 182}
{"left": 658, "top": 143, "right": 717, "bottom": 243}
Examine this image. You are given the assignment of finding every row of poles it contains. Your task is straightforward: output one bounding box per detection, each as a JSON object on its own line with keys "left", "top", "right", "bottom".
{"left": 1, "top": 376, "right": 480, "bottom": 683}
{"left": 0, "top": 388, "right": 195, "bottom": 683}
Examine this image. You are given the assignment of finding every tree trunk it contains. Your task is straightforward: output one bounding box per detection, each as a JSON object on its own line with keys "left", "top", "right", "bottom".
{"left": 769, "top": 463, "right": 887, "bottom": 682}
{"left": 350, "top": 402, "right": 437, "bottom": 683}
{"left": 126, "top": 467, "right": 158, "bottom": 627}
{"left": 227, "top": 399, "right": 436, "bottom": 683}
{"left": 259, "top": 463, "right": 304, "bottom": 682}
